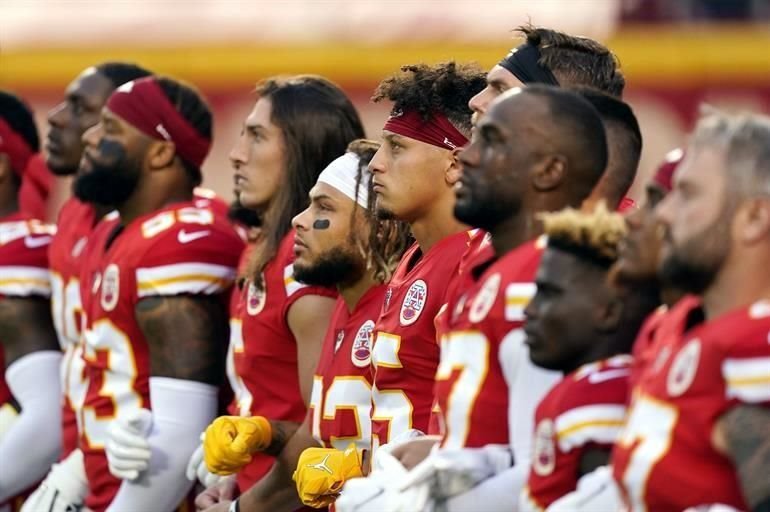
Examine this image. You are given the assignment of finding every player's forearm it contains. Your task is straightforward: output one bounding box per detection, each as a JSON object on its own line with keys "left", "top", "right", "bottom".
{"left": 0, "top": 351, "right": 62, "bottom": 501}
{"left": 263, "top": 419, "right": 301, "bottom": 457}
{"left": 107, "top": 377, "right": 217, "bottom": 512}
{"left": 240, "top": 421, "right": 319, "bottom": 512}
{"left": 721, "top": 405, "right": 770, "bottom": 509}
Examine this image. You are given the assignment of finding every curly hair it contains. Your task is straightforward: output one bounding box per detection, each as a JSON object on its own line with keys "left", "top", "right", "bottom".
{"left": 517, "top": 24, "right": 625, "bottom": 98}
{"left": 347, "top": 139, "right": 412, "bottom": 283}
{"left": 372, "top": 61, "right": 486, "bottom": 137}
{"left": 540, "top": 201, "right": 627, "bottom": 267}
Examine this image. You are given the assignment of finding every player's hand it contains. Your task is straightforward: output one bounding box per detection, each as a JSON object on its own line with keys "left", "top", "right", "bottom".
{"left": 293, "top": 443, "right": 363, "bottom": 508}
{"left": 105, "top": 408, "right": 153, "bottom": 481}
{"left": 388, "top": 435, "right": 441, "bottom": 470}
{"left": 194, "top": 475, "right": 236, "bottom": 511}
{"left": 203, "top": 415, "right": 272, "bottom": 475}
{"left": 20, "top": 449, "right": 88, "bottom": 512}
{"left": 546, "top": 465, "right": 621, "bottom": 512}
{"left": 187, "top": 434, "right": 225, "bottom": 488}
{"left": 336, "top": 450, "right": 409, "bottom": 512}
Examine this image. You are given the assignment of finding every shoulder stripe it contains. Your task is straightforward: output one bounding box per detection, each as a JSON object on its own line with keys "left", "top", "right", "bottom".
{"left": 0, "top": 266, "right": 51, "bottom": 297}
{"left": 555, "top": 404, "right": 626, "bottom": 452}
{"left": 723, "top": 357, "right": 770, "bottom": 403}
{"left": 505, "top": 282, "right": 536, "bottom": 322}
{"left": 136, "top": 262, "right": 236, "bottom": 298}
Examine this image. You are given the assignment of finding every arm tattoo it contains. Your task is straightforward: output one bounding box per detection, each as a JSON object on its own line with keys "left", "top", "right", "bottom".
{"left": 135, "top": 295, "right": 229, "bottom": 384}
{"left": 722, "top": 405, "right": 770, "bottom": 509}
{"left": 0, "top": 297, "right": 59, "bottom": 367}
{"left": 264, "top": 420, "right": 300, "bottom": 457}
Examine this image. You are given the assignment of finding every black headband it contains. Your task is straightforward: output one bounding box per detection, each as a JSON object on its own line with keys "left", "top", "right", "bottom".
{"left": 498, "top": 42, "right": 560, "bottom": 86}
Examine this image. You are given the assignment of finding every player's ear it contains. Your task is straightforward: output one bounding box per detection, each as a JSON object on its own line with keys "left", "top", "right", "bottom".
{"left": 147, "top": 140, "right": 176, "bottom": 170}
{"left": 445, "top": 147, "right": 463, "bottom": 186}
{"left": 532, "top": 154, "right": 566, "bottom": 192}
{"left": 737, "top": 197, "right": 770, "bottom": 244}
{"left": 596, "top": 296, "right": 623, "bottom": 333}
{"left": 0, "top": 154, "right": 11, "bottom": 183}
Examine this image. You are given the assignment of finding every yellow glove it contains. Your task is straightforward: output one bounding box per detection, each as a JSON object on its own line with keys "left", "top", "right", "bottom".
{"left": 292, "top": 443, "right": 363, "bottom": 508}
{"left": 203, "top": 415, "right": 272, "bottom": 475}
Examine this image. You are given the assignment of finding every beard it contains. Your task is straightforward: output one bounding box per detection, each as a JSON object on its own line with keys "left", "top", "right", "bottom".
{"left": 658, "top": 215, "right": 731, "bottom": 295}
{"left": 454, "top": 187, "right": 519, "bottom": 231}
{"left": 294, "top": 246, "right": 365, "bottom": 288}
{"left": 74, "top": 140, "right": 141, "bottom": 206}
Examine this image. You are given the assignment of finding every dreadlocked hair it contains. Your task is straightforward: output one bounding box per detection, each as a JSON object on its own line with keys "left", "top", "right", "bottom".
{"left": 371, "top": 61, "right": 486, "bottom": 137}
{"left": 346, "top": 139, "right": 412, "bottom": 283}
{"left": 539, "top": 201, "right": 627, "bottom": 267}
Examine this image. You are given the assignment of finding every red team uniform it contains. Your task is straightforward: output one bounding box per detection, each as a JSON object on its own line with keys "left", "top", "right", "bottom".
{"left": 50, "top": 190, "right": 229, "bottom": 460}
{"left": 308, "top": 285, "right": 387, "bottom": 452}
{"left": 226, "top": 231, "right": 336, "bottom": 491}
{"left": 0, "top": 212, "right": 55, "bottom": 507}
{"left": 520, "top": 356, "right": 631, "bottom": 511}
{"left": 49, "top": 198, "right": 101, "bottom": 458}
{"left": 78, "top": 201, "right": 242, "bottom": 511}
{"left": 434, "top": 238, "right": 547, "bottom": 449}
{"left": 370, "top": 231, "right": 471, "bottom": 449}
{"left": 612, "top": 297, "right": 770, "bottom": 511}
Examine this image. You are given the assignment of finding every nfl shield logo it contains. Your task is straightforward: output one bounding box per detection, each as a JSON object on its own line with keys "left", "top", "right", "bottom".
{"left": 246, "top": 278, "right": 266, "bottom": 316}
{"left": 351, "top": 320, "right": 375, "bottom": 368}
{"left": 100, "top": 264, "right": 120, "bottom": 312}
{"left": 400, "top": 279, "right": 428, "bottom": 326}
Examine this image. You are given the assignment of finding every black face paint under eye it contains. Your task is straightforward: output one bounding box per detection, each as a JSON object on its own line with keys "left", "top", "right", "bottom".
{"left": 313, "top": 219, "right": 331, "bottom": 230}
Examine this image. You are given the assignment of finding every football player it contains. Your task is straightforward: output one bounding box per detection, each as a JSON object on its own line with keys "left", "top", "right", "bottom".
{"left": 20, "top": 62, "right": 154, "bottom": 512}
{"left": 68, "top": 76, "right": 244, "bottom": 511}
{"left": 519, "top": 205, "right": 658, "bottom": 511}
{"left": 200, "top": 140, "right": 410, "bottom": 512}
{"left": 544, "top": 149, "right": 685, "bottom": 512}
{"left": 290, "top": 61, "right": 486, "bottom": 506}
{"left": 185, "top": 76, "right": 364, "bottom": 508}
{"left": 0, "top": 91, "right": 60, "bottom": 503}
{"left": 613, "top": 111, "right": 770, "bottom": 511}
{"left": 339, "top": 85, "right": 610, "bottom": 512}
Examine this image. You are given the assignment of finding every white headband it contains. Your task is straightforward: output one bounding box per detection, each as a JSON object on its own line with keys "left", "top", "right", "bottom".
{"left": 316, "top": 152, "right": 370, "bottom": 209}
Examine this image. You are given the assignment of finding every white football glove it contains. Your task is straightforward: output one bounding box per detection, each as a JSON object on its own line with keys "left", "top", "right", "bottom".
{"left": 105, "top": 408, "right": 153, "bottom": 481}
{"left": 20, "top": 449, "right": 88, "bottom": 512}
{"left": 398, "top": 445, "right": 513, "bottom": 502}
{"left": 545, "top": 465, "right": 621, "bottom": 512}
{"left": 683, "top": 505, "right": 742, "bottom": 512}
{"left": 185, "top": 434, "right": 225, "bottom": 488}
{"left": 0, "top": 403, "right": 19, "bottom": 441}
{"left": 336, "top": 450, "right": 409, "bottom": 512}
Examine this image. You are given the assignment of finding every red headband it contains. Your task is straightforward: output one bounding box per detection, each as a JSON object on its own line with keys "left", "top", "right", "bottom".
{"left": 0, "top": 118, "right": 34, "bottom": 177}
{"left": 653, "top": 148, "right": 684, "bottom": 193}
{"left": 106, "top": 77, "right": 211, "bottom": 168}
{"left": 383, "top": 109, "right": 468, "bottom": 151}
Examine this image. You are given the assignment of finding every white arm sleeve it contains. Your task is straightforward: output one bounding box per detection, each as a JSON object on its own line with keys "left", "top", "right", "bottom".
{"left": 0, "top": 351, "right": 62, "bottom": 502}
{"left": 499, "top": 330, "right": 560, "bottom": 463}
{"left": 106, "top": 377, "right": 217, "bottom": 512}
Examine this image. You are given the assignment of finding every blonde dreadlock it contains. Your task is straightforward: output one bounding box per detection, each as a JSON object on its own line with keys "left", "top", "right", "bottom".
{"left": 539, "top": 201, "right": 627, "bottom": 265}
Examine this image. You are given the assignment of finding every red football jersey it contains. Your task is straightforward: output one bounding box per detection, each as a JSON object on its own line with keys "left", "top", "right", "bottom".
{"left": 612, "top": 297, "right": 770, "bottom": 512}
{"left": 49, "top": 198, "right": 100, "bottom": 458}
{"left": 79, "top": 201, "right": 243, "bottom": 512}
{"left": 308, "top": 286, "right": 386, "bottom": 452}
{"left": 0, "top": 212, "right": 55, "bottom": 410}
{"left": 226, "top": 231, "right": 337, "bottom": 491}
{"left": 434, "top": 238, "right": 558, "bottom": 449}
{"left": 370, "top": 231, "right": 472, "bottom": 449}
{"left": 520, "top": 356, "right": 631, "bottom": 511}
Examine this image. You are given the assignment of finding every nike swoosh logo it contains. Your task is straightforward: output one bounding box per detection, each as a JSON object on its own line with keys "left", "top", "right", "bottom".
{"left": 24, "top": 236, "right": 52, "bottom": 249}
{"left": 177, "top": 230, "right": 211, "bottom": 244}
{"left": 588, "top": 368, "right": 630, "bottom": 384}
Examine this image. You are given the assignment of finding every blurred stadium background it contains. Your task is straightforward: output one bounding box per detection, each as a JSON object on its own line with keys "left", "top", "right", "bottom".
{"left": 2, "top": 0, "right": 770, "bottom": 208}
